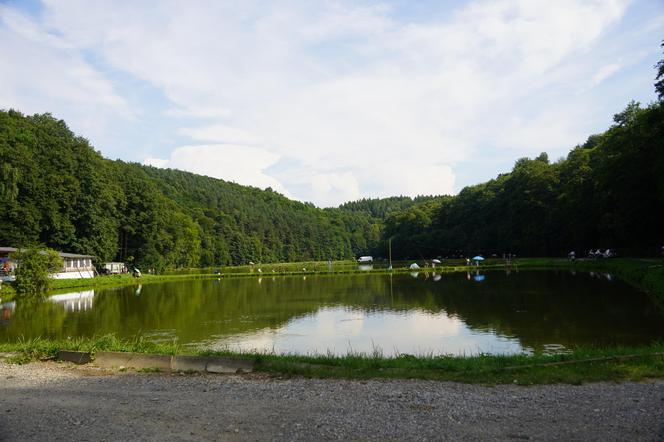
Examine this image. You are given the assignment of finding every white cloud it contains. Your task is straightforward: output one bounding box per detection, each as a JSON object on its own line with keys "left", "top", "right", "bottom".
{"left": 0, "top": 5, "right": 133, "bottom": 141}
{"left": 590, "top": 63, "right": 622, "bottom": 87}
{"left": 2, "top": 0, "right": 652, "bottom": 206}
{"left": 142, "top": 144, "right": 289, "bottom": 196}
{"left": 178, "top": 124, "right": 262, "bottom": 145}
{"left": 143, "top": 157, "right": 169, "bottom": 168}
{"left": 163, "top": 107, "right": 231, "bottom": 119}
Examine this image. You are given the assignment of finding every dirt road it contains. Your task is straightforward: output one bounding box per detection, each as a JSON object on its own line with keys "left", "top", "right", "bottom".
{"left": 1, "top": 361, "right": 663, "bottom": 441}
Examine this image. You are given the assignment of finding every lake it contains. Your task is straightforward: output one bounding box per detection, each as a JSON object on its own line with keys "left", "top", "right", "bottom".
{"left": 2, "top": 270, "right": 664, "bottom": 356}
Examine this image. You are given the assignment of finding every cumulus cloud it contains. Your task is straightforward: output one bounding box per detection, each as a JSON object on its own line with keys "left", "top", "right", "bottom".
{"left": 0, "top": 4, "right": 133, "bottom": 142}
{"left": 143, "top": 144, "right": 289, "bottom": 194}
{"left": 1, "top": 0, "right": 657, "bottom": 206}
{"left": 178, "top": 124, "right": 262, "bottom": 145}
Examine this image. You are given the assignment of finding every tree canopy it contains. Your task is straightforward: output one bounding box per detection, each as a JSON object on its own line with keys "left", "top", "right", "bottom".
{"left": 0, "top": 110, "right": 379, "bottom": 270}
{"left": 380, "top": 101, "right": 664, "bottom": 259}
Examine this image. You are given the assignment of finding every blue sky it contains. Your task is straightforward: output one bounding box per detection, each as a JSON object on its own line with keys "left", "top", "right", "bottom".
{"left": 1, "top": 0, "right": 662, "bottom": 206}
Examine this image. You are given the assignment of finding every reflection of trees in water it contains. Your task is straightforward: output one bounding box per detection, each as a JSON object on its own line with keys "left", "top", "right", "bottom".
{"left": 2, "top": 271, "right": 664, "bottom": 350}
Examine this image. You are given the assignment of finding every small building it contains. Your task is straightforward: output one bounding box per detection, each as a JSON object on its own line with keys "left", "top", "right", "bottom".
{"left": 0, "top": 247, "right": 95, "bottom": 279}
{"left": 102, "top": 262, "right": 126, "bottom": 274}
{"left": 56, "top": 253, "right": 95, "bottom": 279}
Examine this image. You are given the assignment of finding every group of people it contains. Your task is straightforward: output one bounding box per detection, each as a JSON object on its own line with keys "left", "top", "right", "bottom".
{"left": 588, "top": 249, "right": 617, "bottom": 259}
{"left": 567, "top": 249, "right": 617, "bottom": 261}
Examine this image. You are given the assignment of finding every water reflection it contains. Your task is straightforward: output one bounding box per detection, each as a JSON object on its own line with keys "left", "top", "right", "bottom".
{"left": 1, "top": 301, "right": 15, "bottom": 325}
{"left": 205, "top": 307, "right": 522, "bottom": 356}
{"left": 49, "top": 290, "right": 95, "bottom": 312}
{"left": 1, "top": 271, "right": 663, "bottom": 356}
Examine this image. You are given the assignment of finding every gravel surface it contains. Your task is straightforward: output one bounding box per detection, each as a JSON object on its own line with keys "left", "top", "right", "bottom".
{"left": 1, "top": 361, "right": 664, "bottom": 441}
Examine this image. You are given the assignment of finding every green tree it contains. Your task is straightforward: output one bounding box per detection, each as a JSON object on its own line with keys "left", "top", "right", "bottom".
{"left": 12, "top": 248, "right": 63, "bottom": 297}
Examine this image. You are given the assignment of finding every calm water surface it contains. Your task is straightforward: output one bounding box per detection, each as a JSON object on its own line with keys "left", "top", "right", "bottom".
{"left": 2, "top": 270, "right": 663, "bottom": 355}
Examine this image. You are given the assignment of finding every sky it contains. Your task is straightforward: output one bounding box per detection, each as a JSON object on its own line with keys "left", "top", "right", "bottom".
{"left": 0, "top": 0, "right": 662, "bottom": 207}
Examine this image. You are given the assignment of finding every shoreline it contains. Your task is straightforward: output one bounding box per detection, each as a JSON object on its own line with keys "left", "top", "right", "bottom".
{"left": 2, "top": 257, "right": 663, "bottom": 383}
{"left": 2, "top": 257, "right": 663, "bottom": 300}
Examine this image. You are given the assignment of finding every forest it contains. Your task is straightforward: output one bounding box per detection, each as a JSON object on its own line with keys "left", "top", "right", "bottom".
{"left": 380, "top": 99, "right": 664, "bottom": 259}
{"left": 360, "top": 53, "right": 664, "bottom": 260}
{"left": 0, "top": 111, "right": 381, "bottom": 269}
{"left": 1, "top": 48, "right": 662, "bottom": 268}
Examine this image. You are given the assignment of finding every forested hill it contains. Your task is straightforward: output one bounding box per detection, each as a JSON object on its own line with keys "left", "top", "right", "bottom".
{"left": 381, "top": 100, "right": 664, "bottom": 259}
{"left": 0, "top": 110, "right": 380, "bottom": 269}
{"left": 338, "top": 196, "right": 445, "bottom": 219}
{"left": 2, "top": 51, "right": 663, "bottom": 268}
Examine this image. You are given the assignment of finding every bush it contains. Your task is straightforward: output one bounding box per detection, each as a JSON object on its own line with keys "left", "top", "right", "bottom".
{"left": 12, "top": 248, "right": 63, "bottom": 297}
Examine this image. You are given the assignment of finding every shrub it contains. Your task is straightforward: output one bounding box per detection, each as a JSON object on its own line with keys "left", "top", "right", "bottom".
{"left": 12, "top": 248, "right": 63, "bottom": 297}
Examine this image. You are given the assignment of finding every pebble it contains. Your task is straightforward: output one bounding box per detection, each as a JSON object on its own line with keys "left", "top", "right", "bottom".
{"left": 1, "top": 361, "right": 664, "bottom": 441}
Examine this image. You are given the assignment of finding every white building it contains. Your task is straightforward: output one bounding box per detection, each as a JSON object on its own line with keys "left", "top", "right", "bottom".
{"left": 1, "top": 247, "right": 95, "bottom": 279}
{"left": 55, "top": 253, "right": 95, "bottom": 279}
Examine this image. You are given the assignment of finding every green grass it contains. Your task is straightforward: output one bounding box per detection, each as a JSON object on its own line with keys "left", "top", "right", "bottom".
{"left": 245, "top": 344, "right": 664, "bottom": 384}
{"left": 2, "top": 335, "right": 663, "bottom": 384}
{"left": 0, "top": 335, "right": 180, "bottom": 364}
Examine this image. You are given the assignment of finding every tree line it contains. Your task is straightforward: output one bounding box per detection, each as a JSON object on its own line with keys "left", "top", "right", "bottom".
{"left": 377, "top": 100, "right": 663, "bottom": 259}
{"left": 2, "top": 45, "right": 663, "bottom": 267}
{"left": 0, "top": 110, "right": 380, "bottom": 270}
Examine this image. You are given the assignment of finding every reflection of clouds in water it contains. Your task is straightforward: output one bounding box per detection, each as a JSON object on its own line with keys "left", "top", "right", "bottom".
{"left": 336, "top": 309, "right": 365, "bottom": 336}
{"left": 207, "top": 306, "right": 523, "bottom": 356}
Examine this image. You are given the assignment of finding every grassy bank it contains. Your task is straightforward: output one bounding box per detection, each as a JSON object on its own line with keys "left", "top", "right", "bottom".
{"left": 1, "top": 335, "right": 663, "bottom": 384}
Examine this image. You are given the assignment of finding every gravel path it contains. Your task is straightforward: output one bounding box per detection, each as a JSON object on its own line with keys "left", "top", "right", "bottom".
{"left": 1, "top": 361, "right": 663, "bottom": 441}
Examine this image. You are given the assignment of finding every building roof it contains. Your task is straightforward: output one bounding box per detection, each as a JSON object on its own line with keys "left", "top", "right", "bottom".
{"left": 0, "top": 247, "right": 93, "bottom": 259}
{"left": 59, "top": 252, "right": 94, "bottom": 259}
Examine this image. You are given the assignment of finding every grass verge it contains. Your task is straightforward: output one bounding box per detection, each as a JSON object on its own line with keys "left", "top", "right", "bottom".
{"left": 1, "top": 335, "right": 664, "bottom": 385}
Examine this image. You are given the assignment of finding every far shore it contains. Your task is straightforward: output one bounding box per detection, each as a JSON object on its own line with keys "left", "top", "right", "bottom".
{"left": 2, "top": 257, "right": 663, "bottom": 303}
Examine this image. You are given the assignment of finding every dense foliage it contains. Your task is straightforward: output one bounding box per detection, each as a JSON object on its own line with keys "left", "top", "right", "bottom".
{"left": 339, "top": 195, "right": 443, "bottom": 219}
{"left": 12, "top": 248, "right": 63, "bottom": 296}
{"left": 0, "top": 111, "right": 379, "bottom": 270}
{"left": 382, "top": 101, "right": 664, "bottom": 259}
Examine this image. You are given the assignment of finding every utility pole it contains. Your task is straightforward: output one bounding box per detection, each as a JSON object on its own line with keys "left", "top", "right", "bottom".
{"left": 388, "top": 237, "right": 393, "bottom": 271}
